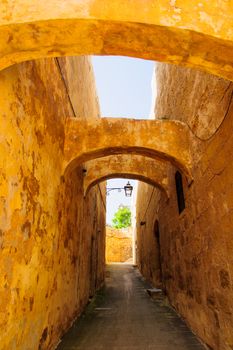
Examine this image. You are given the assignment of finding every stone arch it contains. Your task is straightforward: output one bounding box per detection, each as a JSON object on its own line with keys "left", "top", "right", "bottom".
{"left": 63, "top": 117, "right": 194, "bottom": 181}
{"left": 83, "top": 155, "right": 170, "bottom": 198}
{"left": 88, "top": 174, "right": 168, "bottom": 198}
{"left": 1, "top": 1, "right": 233, "bottom": 80}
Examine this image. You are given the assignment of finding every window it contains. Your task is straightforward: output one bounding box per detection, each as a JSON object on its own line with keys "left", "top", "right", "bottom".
{"left": 154, "top": 220, "right": 160, "bottom": 247}
{"left": 154, "top": 220, "right": 162, "bottom": 283}
{"left": 175, "top": 171, "right": 185, "bottom": 214}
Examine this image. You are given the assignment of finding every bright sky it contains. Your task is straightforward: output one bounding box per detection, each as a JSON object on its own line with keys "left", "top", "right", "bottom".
{"left": 92, "top": 56, "right": 154, "bottom": 225}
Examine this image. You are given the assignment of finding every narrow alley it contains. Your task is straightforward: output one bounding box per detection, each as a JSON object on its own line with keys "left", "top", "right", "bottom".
{"left": 2, "top": 2, "right": 233, "bottom": 350}
{"left": 57, "top": 264, "right": 204, "bottom": 350}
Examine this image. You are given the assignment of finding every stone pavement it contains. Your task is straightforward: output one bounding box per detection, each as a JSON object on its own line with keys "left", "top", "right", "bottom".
{"left": 57, "top": 264, "right": 205, "bottom": 350}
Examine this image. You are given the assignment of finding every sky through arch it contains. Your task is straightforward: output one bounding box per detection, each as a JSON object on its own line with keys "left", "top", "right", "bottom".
{"left": 92, "top": 56, "right": 154, "bottom": 225}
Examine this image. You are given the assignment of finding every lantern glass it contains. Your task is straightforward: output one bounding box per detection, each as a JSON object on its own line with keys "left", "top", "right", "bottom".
{"left": 124, "top": 181, "right": 133, "bottom": 197}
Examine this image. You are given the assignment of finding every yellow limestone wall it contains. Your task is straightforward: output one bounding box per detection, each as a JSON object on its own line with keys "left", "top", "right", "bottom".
{"left": 106, "top": 227, "right": 132, "bottom": 263}
{"left": 0, "top": 57, "right": 105, "bottom": 350}
{"left": 136, "top": 64, "right": 233, "bottom": 350}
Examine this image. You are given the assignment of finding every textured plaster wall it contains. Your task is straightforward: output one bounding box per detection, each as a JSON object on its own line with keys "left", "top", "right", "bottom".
{"left": 0, "top": 57, "right": 105, "bottom": 350}
{"left": 136, "top": 64, "right": 233, "bottom": 350}
{"left": 105, "top": 227, "right": 132, "bottom": 263}
{"left": 57, "top": 56, "right": 100, "bottom": 120}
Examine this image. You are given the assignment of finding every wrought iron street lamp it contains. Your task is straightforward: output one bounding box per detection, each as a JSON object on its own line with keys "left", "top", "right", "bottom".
{"left": 124, "top": 181, "right": 133, "bottom": 197}
{"left": 106, "top": 181, "right": 133, "bottom": 197}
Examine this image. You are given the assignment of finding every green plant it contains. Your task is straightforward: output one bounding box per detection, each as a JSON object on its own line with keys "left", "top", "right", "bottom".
{"left": 112, "top": 206, "right": 131, "bottom": 229}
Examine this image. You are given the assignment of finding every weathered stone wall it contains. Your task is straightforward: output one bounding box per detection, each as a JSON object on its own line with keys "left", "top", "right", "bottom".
{"left": 136, "top": 184, "right": 163, "bottom": 288}
{"left": 136, "top": 63, "right": 233, "bottom": 350}
{"left": 106, "top": 227, "right": 132, "bottom": 263}
{"left": 0, "top": 57, "right": 105, "bottom": 350}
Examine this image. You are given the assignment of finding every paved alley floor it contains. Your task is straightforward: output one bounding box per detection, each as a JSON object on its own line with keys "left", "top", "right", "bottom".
{"left": 57, "top": 264, "right": 205, "bottom": 350}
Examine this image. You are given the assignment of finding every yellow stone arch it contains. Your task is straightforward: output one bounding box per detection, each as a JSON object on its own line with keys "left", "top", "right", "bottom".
{"left": 63, "top": 117, "right": 194, "bottom": 180}
{"left": 1, "top": 0, "right": 233, "bottom": 80}
{"left": 83, "top": 155, "right": 170, "bottom": 198}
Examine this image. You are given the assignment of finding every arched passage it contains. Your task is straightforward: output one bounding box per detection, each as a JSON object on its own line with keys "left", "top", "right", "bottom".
{"left": 63, "top": 117, "right": 194, "bottom": 180}
{"left": 87, "top": 174, "right": 168, "bottom": 198}
{"left": 1, "top": 1, "right": 233, "bottom": 80}
{"left": 83, "top": 155, "right": 170, "bottom": 198}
